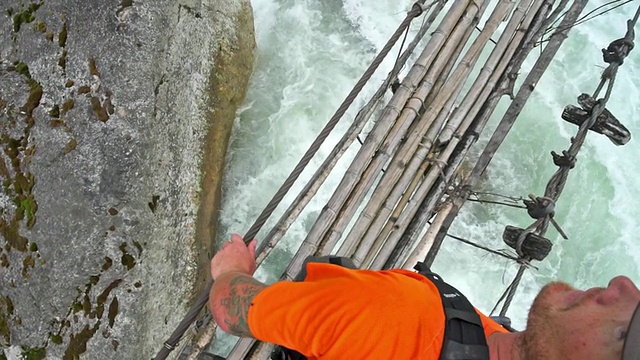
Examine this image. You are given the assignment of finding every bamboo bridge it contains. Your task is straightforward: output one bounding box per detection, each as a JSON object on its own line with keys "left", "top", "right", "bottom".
{"left": 156, "top": 0, "right": 639, "bottom": 358}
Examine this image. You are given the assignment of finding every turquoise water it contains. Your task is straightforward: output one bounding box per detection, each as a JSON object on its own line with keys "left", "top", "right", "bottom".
{"left": 215, "top": 0, "right": 640, "bottom": 354}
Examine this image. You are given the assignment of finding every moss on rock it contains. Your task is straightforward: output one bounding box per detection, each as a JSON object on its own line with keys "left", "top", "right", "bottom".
{"left": 193, "top": 0, "right": 256, "bottom": 295}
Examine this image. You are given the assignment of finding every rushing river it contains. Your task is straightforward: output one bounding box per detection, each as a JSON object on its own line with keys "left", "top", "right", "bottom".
{"left": 212, "top": 0, "right": 640, "bottom": 356}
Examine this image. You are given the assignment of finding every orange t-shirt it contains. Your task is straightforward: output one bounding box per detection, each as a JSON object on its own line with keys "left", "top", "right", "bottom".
{"left": 248, "top": 263, "right": 507, "bottom": 359}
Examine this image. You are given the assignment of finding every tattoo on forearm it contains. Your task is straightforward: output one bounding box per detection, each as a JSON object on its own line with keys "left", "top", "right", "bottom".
{"left": 220, "top": 275, "right": 265, "bottom": 337}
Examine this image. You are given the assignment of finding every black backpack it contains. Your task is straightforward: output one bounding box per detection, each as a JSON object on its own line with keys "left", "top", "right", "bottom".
{"left": 270, "top": 256, "right": 493, "bottom": 360}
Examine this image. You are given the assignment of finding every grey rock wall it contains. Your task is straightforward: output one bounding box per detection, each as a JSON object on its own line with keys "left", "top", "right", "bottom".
{"left": 0, "top": 0, "right": 255, "bottom": 359}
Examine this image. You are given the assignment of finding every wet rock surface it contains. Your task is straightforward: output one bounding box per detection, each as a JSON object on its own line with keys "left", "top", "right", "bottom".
{"left": 0, "top": 0, "right": 255, "bottom": 358}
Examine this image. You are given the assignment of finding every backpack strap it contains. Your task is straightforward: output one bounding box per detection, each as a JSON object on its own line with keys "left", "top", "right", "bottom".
{"left": 414, "top": 262, "right": 490, "bottom": 360}
{"left": 489, "top": 315, "right": 517, "bottom": 333}
{"left": 270, "top": 346, "right": 307, "bottom": 360}
{"left": 294, "top": 255, "right": 357, "bottom": 281}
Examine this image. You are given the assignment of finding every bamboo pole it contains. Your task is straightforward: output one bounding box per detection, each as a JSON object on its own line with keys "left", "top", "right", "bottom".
{"left": 399, "top": 124, "right": 491, "bottom": 269}
{"left": 356, "top": 59, "right": 474, "bottom": 266}
{"left": 337, "top": 70, "right": 463, "bottom": 259}
{"left": 251, "top": 0, "right": 446, "bottom": 266}
{"left": 352, "top": 15, "right": 483, "bottom": 267}
{"left": 185, "top": 318, "right": 216, "bottom": 360}
{"left": 391, "top": 0, "right": 547, "bottom": 269}
{"left": 401, "top": 0, "right": 560, "bottom": 269}
{"left": 422, "top": 0, "right": 587, "bottom": 268}
{"left": 337, "top": 1, "right": 483, "bottom": 261}
{"left": 358, "top": 103, "right": 463, "bottom": 268}
{"left": 310, "top": 0, "right": 481, "bottom": 257}
{"left": 318, "top": 0, "right": 489, "bottom": 257}
{"left": 365, "top": 0, "right": 518, "bottom": 270}
{"left": 410, "top": 201, "right": 453, "bottom": 266}
{"left": 370, "top": 133, "right": 458, "bottom": 269}
{"left": 283, "top": 0, "right": 475, "bottom": 282}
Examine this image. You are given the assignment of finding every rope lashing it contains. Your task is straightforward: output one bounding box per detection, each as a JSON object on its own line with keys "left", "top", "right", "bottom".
{"left": 522, "top": 194, "right": 568, "bottom": 241}
{"left": 523, "top": 194, "right": 555, "bottom": 219}
{"left": 602, "top": 37, "right": 634, "bottom": 65}
{"left": 515, "top": 222, "right": 538, "bottom": 258}
{"left": 551, "top": 150, "right": 576, "bottom": 169}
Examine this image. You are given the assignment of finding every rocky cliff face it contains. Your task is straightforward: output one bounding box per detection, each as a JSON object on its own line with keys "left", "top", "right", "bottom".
{"left": 0, "top": 0, "right": 255, "bottom": 358}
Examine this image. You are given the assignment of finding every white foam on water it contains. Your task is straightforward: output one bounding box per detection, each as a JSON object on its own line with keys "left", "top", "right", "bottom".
{"left": 213, "top": 0, "right": 640, "bottom": 353}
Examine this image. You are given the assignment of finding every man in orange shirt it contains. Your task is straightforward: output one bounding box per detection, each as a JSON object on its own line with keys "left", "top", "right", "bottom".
{"left": 209, "top": 234, "right": 640, "bottom": 359}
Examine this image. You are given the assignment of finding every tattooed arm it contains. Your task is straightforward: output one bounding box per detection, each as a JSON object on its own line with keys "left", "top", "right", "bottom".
{"left": 209, "top": 271, "right": 267, "bottom": 337}
{"left": 208, "top": 234, "right": 264, "bottom": 337}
